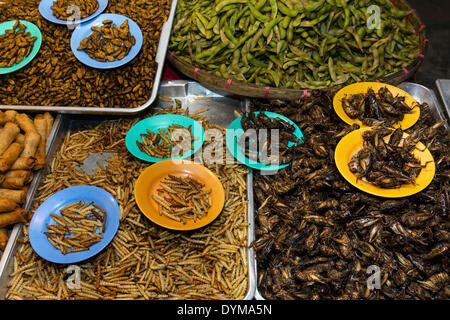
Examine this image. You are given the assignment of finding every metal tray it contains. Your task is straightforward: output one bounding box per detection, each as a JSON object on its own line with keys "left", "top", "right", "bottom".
{"left": 0, "top": 0, "right": 178, "bottom": 116}
{"left": 251, "top": 82, "right": 449, "bottom": 300}
{"left": 435, "top": 79, "right": 450, "bottom": 121}
{"left": 0, "top": 80, "right": 256, "bottom": 300}
{"left": 0, "top": 113, "right": 62, "bottom": 298}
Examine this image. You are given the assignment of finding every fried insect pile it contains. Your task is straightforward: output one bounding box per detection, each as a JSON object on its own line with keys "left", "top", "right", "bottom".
{"left": 152, "top": 175, "right": 212, "bottom": 224}
{"left": 251, "top": 92, "right": 449, "bottom": 300}
{"left": 77, "top": 19, "right": 136, "bottom": 62}
{"left": 45, "top": 201, "right": 106, "bottom": 255}
{"left": 239, "top": 112, "right": 301, "bottom": 165}
{"left": 0, "top": 21, "right": 37, "bottom": 68}
{"left": 136, "top": 125, "right": 195, "bottom": 159}
{"left": 342, "top": 87, "right": 415, "bottom": 126}
{"left": 348, "top": 126, "right": 426, "bottom": 188}
{"left": 51, "top": 0, "right": 99, "bottom": 20}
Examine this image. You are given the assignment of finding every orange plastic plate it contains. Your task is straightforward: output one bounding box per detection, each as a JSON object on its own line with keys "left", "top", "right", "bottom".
{"left": 333, "top": 82, "right": 420, "bottom": 130}
{"left": 334, "top": 128, "right": 435, "bottom": 198}
{"left": 134, "top": 159, "right": 225, "bottom": 231}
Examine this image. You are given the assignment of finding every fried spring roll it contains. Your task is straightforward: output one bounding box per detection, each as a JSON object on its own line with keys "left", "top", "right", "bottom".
{"left": 14, "top": 133, "right": 25, "bottom": 145}
{"left": 0, "top": 112, "right": 6, "bottom": 126}
{"left": 43, "top": 112, "right": 54, "bottom": 139}
{"left": 3, "top": 111, "right": 18, "bottom": 124}
{"left": 10, "top": 156, "right": 36, "bottom": 170}
{"left": 0, "top": 198, "right": 19, "bottom": 213}
{"left": 0, "top": 188, "right": 27, "bottom": 204}
{"left": 0, "top": 122, "right": 20, "bottom": 155}
{"left": 20, "top": 131, "right": 40, "bottom": 158}
{"left": 0, "top": 227, "right": 8, "bottom": 251}
{"left": 16, "top": 113, "right": 37, "bottom": 134}
{"left": 0, "top": 142, "right": 24, "bottom": 172}
{"left": 33, "top": 118, "right": 47, "bottom": 170}
{"left": 1, "top": 170, "right": 32, "bottom": 189}
{"left": 0, "top": 208, "right": 27, "bottom": 228}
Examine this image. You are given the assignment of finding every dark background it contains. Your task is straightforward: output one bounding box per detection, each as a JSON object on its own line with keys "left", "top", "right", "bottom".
{"left": 405, "top": 0, "right": 450, "bottom": 92}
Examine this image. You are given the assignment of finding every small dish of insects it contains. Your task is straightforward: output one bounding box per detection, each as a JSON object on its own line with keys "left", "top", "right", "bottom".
{"left": 70, "top": 13, "right": 143, "bottom": 69}
{"left": 0, "top": 20, "right": 42, "bottom": 74}
{"left": 334, "top": 126, "right": 435, "bottom": 198}
{"left": 135, "top": 159, "right": 225, "bottom": 231}
{"left": 38, "top": 0, "right": 108, "bottom": 25}
{"left": 29, "top": 185, "right": 120, "bottom": 264}
{"left": 125, "top": 114, "right": 205, "bottom": 163}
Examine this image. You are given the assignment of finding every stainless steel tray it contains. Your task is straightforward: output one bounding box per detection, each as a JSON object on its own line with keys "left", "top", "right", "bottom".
{"left": 435, "top": 79, "right": 450, "bottom": 121}
{"left": 0, "top": 113, "right": 63, "bottom": 298}
{"left": 0, "top": 80, "right": 256, "bottom": 300}
{"left": 0, "top": 0, "right": 178, "bottom": 115}
{"left": 252, "top": 82, "right": 449, "bottom": 300}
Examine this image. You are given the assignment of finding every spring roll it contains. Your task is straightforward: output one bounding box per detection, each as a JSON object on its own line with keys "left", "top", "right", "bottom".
{"left": 0, "top": 227, "right": 8, "bottom": 251}
{"left": 0, "top": 208, "right": 27, "bottom": 228}
{"left": 20, "top": 131, "right": 40, "bottom": 159}
{"left": 33, "top": 118, "right": 47, "bottom": 170}
{"left": 0, "top": 188, "right": 27, "bottom": 204}
{"left": 43, "top": 112, "right": 54, "bottom": 139}
{"left": 3, "top": 111, "right": 18, "bottom": 124}
{"left": 14, "top": 133, "right": 25, "bottom": 145}
{"left": 0, "top": 198, "right": 19, "bottom": 213}
{"left": 0, "top": 142, "right": 24, "bottom": 172}
{"left": 1, "top": 170, "right": 32, "bottom": 189}
{"left": 10, "top": 156, "right": 36, "bottom": 170}
{"left": 0, "top": 112, "right": 6, "bottom": 126}
{"left": 0, "top": 122, "right": 20, "bottom": 155}
{"left": 16, "top": 113, "right": 37, "bottom": 134}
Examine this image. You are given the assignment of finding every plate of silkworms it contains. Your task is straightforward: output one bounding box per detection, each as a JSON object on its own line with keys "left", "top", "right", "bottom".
{"left": 38, "top": 0, "right": 108, "bottom": 25}
{"left": 28, "top": 185, "right": 120, "bottom": 263}
{"left": 125, "top": 114, "right": 205, "bottom": 163}
{"left": 70, "top": 13, "right": 143, "bottom": 69}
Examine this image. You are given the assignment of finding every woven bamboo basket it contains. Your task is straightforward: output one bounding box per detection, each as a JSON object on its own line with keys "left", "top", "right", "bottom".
{"left": 169, "top": 0, "right": 427, "bottom": 100}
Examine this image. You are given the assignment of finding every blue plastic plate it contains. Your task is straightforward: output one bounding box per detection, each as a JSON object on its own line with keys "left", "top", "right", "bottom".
{"left": 226, "top": 111, "right": 303, "bottom": 171}
{"left": 125, "top": 114, "right": 205, "bottom": 163}
{"left": 70, "top": 13, "right": 143, "bottom": 69}
{"left": 29, "top": 185, "right": 120, "bottom": 264}
{"left": 0, "top": 20, "right": 42, "bottom": 75}
{"left": 38, "top": 0, "right": 108, "bottom": 25}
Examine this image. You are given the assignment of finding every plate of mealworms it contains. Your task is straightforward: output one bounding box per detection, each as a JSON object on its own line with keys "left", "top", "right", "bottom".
{"left": 28, "top": 185, "right": 120, "bottom": 264}
{"left": 39, "top": 0, "right": 108, "bottom": 26}
{"left": 125, "top": 114, "right": 205, "bottom": 162}
{"left": 135, "top": 159, "right": 225, "bottom": 231}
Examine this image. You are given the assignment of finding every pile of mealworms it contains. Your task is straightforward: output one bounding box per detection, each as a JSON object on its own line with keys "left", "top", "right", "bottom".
{"left": 45, "top": 201, "right": 106, "bottom": 255}
{"left": 5, "top": 106, "right": 249, "bottom": 300}
{"left": 153, "top": 175, "right": 212, "bottom": 224}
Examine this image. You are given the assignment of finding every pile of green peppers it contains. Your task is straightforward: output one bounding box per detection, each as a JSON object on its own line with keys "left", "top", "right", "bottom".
{"left": 169, "top": 0, "right": 420, "bottom": 89}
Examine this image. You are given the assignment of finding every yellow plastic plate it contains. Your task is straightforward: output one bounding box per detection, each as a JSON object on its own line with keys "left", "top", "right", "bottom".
{"left": 334, "top": 128, "right": 435, "bottom": 198}
{"left": 333, "top": 82, "right": 420, "bottom": 130}
{"left": 134, "top": 159, "right": 225, "bottom": 231}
